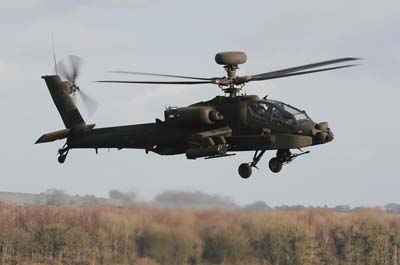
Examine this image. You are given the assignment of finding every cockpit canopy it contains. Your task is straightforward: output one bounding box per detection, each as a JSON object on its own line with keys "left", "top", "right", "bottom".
{"left": 247, "top": 99, "right": 312, "bottom": 131}
{"left": 266, "top": 100, "right": 310, "bottom": 121}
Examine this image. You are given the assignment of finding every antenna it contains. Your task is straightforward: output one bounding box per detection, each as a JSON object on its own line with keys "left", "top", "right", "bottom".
{"left": 51, "top": 33, "right": 58, "bottom": 75}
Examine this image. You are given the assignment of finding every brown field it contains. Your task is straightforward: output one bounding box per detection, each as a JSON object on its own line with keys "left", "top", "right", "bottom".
{"left": 0, "top": 203, "right": 399, "bottom": 265}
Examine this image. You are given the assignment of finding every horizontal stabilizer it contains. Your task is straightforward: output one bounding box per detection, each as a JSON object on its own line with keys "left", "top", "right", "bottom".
{"left": 35, "top": 128, "right": 71, "bottom": 144}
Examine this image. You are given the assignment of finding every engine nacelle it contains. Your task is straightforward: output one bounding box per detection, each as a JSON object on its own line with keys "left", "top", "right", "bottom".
{"left": 165, "top": 106, "right": 224, "bottom": 125}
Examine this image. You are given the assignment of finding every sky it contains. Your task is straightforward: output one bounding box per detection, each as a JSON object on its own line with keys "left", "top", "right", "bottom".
{"left": 0, "top": 0, "right": 399, "bottom": 207}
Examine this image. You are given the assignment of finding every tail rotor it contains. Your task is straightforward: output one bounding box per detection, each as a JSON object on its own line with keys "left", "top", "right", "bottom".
{"left": 57, "top": 55, "right": 99, "bottom": 116}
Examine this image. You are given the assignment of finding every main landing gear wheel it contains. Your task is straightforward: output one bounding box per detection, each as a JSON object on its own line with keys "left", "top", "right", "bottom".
{"left": 238, "top": 163, "right": 252, "bottom": 179}
{"left": 269, "top": 157, "right": 282, "bottom": 173}
{"left": 238, "top": 150, "right": 266, "bottom": 179}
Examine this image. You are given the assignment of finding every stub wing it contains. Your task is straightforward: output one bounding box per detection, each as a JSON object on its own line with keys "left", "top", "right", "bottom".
{"left": 186, "top": 127, "right": 233, "bottom": 159}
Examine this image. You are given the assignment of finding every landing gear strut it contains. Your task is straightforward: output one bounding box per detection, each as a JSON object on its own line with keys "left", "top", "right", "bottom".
{"left": 57, "top": 144, "right": 69, "bottom": 164}
{"left": 238, "top": 150, "right": 266, "bottom": 179}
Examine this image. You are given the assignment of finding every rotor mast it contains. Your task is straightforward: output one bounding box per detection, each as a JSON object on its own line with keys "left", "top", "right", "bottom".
{"left": 222, "top": 64, "right": 240, "bottom": 97}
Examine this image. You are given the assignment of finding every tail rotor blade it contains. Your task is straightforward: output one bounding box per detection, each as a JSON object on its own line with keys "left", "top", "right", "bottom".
{"left": 71, "top": 91, "right": 77, "bottom": 104}
{"left": 57, "top": 60, "right": 71, "bottom": 81}
{"left": 68, "top": 55, "right": 82, "bottom": 84}
{"left": 57, "top": 55, "right": 82, "bottom": 84}
{"left": 78, "top": 89, "right": 99, "bottom": 116}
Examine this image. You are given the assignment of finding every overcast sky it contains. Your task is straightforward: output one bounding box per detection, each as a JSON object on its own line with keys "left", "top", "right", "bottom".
{"left": 0, "top": 0, "right": 399, "bottom": 206}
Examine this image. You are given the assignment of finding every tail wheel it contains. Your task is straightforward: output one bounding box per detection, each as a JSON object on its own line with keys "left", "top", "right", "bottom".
{"left": 269, "top": 158, "right": 282, "bottom": 173}
{"left": 238, "top": 163, "right": 252, "bottom": 179}
{"left": 57, "top": 145, "right": 69, "bottom": 164}
{"left": 58, "top": 155, "right": 67, "bottom": 164}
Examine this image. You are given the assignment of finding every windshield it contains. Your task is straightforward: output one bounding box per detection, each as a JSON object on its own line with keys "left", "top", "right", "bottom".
{"left": 248, "top": 102, "right": 296, "bottom": 130}
{"left": 248, "top": 102, "right": 269, "bottom": 120}
{"left": 266, "top": 100, "right": 310, "bottom": 121}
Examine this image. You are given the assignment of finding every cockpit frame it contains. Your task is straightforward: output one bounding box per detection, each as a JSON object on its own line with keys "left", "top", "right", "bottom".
{"left": 247, "top": 99, "right": 312, "bottom": 132}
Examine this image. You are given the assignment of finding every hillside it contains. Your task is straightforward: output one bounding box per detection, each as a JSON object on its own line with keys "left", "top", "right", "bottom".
{"left": 0, "top": 191, "right": 39, "bottom": 205}
{"left": 2, "top": 190, "right": 400, "bottom": 214}
{"left": 0, "top": 190, "right": 117, "bottom": 206}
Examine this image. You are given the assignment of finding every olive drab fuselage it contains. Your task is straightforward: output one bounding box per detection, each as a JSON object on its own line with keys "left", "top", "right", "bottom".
{"left": 65, "top": 93, "right": 333, "bottom": 157}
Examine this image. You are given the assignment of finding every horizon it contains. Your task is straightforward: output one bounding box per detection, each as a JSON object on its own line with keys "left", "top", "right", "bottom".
{"left": 0, "top": 188, "right": 398, "bottom": 209}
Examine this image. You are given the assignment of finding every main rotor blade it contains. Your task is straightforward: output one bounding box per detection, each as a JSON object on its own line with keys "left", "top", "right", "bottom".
{"left": 96, "top": 80, "right": 213, "bottom": 85}
{"left": 249, "top": 64, "right": 358, "bottom": 81}
{"left": 110, "top": 71, "right": 213, "bottom": 81}
{"left": 249, "top": 57, "right": 360, "bottom": 81}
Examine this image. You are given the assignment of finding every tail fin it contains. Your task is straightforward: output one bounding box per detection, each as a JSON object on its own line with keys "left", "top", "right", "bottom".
{"left": 36, "top": 75, "right": 96, "bottom": 144}
{"left": 41, "top": 75, "right": 86, "bottom": 131}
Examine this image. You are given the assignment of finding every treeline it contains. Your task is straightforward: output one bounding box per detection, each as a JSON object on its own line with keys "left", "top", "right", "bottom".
{"left": 1, "top": 203, "right": 400, "bottom": 265}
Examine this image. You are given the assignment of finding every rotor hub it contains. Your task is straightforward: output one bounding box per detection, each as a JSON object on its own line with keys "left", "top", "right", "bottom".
{"left": 218, "top": 64, "right": 244, "bottom": 97}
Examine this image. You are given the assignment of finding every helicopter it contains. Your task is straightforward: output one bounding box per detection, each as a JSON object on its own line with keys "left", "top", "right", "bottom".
{"left": 36, "top": 51, "right": 359, "bottom": 178}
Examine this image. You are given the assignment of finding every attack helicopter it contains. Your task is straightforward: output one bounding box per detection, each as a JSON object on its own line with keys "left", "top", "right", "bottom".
{"left": 36, "top": 52, "right": 359, "bottom": 178}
